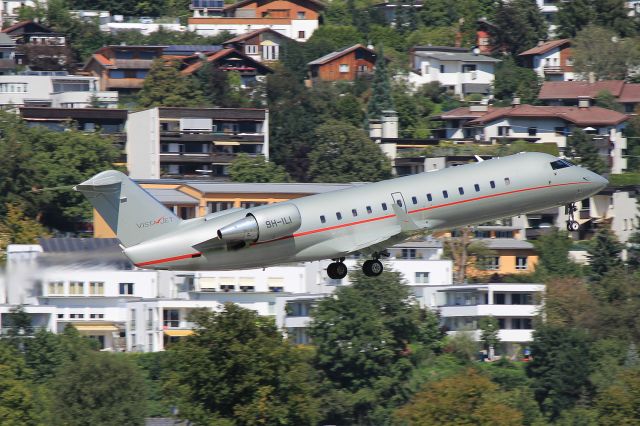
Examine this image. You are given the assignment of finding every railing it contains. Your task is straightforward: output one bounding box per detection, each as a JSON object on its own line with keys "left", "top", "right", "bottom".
{"left": 0, "top": 326, "right": 48, "bottom": 336}
{"left": 543, "top": 66, "right": 564, "bottom": 74}
{"left": 159, "top": 152, "right": 238, "bottom": 163}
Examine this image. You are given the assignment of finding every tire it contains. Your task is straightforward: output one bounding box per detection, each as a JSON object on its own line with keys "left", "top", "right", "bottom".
{"left": 327, "top": 262, "right": 338, "bottom": 279}
{"left": 334, "top": 262, "right": 348, "bottom": 279}
{"left": 363, "top": 259, "right": 383, "bottom": 277}
{"left": 567, "top": 221, "right": 579, "bottom": 232}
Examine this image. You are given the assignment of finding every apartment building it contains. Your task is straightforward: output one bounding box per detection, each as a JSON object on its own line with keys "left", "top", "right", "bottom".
{"left": 126, "top": 106, "right": 269, "bottom": 180}
{"left": 407, "top": 46, "right": 500, "bottom": 99}
{"left": 188, "top": 0, "right": 324, "bottom": 42}
{"left": 0, "top": 71, "right": 118, "bottom": 109}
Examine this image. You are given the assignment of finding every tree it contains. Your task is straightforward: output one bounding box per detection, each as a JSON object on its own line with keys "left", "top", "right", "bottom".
{"left": 494, "top": 0, "right": 547, "bottom": 56}
{"left": 0, "top": 343, "right": 37, "bottom": 425}
{"left": 586, "top": 227, "right": 623, "bottom": 280}
{"left": 594, "top": 90, "right": 623, "bottom": 112}
{"left": 229, "top": 154, "right": 290, "bottom": 183}
{"left": 556, "top": 0, "right": 596, "bottom": 38}
{"left": 479, "top": 316, "right": 500, "bottom": 357}
{"left": 542, "top": 277, "right": 599, "bottom": 331}
{"left": 310, "top": 265, "right": 443, "bottom": 424}
{"left": 138, "top": 59, "right": 205, "bottom": 108}
{"left": 45, "top": 352, "right": 147, "bottom": 425}
{"left": 595, "top": 368, "right": 640, "bottom": 425}
{"left": 566, "top": 128, "right": 608, "bottom": 175}
{"left": 165, "top": 304, "right": 321, "bottom": 424}
{"left": 395, "top": 369, "right": 524, "bottom": 425}
{"left": 526, "top": 324, "right": 593, "bottom": 420}
{"left": 0, "top": 204, "right": 50, "bottom": 261}
{"left": 444, "top": 227, "right": 494, "bottom": 283}
{"left": 629, "top": 215, "right": 640, "bottom": 271}
{"left": 308, "top": 121, "right": 392, "bottom": 183}
{"left": 493, "top": 57, "right": 541, "bottom": 104}
{"left": 196, "top": 61, "right": 249, "bottom": 108}
{"left": 367, "top": 44, "right": 394, "bottom": 120}
{"left": 572, "top": 25, "right": 640, "bottom": 81}
{"left": 533, "top": 229, "right": 581, "bottom": 279}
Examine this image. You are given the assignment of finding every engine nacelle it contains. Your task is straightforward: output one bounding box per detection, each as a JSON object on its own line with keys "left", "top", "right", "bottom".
{"left": 217, "top": 203, "right": 301, "bottom": 243}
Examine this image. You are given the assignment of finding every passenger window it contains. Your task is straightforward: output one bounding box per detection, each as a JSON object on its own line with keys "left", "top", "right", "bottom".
{"left": 474, "top": 184, "right": 480, "bottom": 192}
{"left": 490, "top": 180, "right": 496, "bottom": 189}
{"left": 336, "top": 212, "right": 342, "bottom": 220}
{"left": 382, "top": 202, "right": 387, "bottom": 211}
{"left": 352, "top": 209, "right": 357, "bottom": 217}
{"left": 443, "top": 190, "right": 449, "bottom": 199}
{"left": 504, "top": 177, "right": 510, "bottom": 186}
{"left": 458, "top": 187, "right": 464, "bottom": 195}
{"left": 411, "top": 196, "right": 417, "bottom": 205}
{"left": 427, "top": 193, "right": 432, "bottom": 202}
{"left": 366, "top": 206, "right": 372, "bottom": 214}
{"left": 320, "top": 215, "right": 326, "bottom": 224}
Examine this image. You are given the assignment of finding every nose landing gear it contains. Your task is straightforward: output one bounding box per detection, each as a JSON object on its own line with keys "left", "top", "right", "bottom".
{"left": 566, "top": 203, "right": 579, "bottom": 232}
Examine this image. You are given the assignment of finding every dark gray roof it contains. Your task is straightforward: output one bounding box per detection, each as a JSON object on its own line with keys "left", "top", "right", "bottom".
{"left": 415, "top": 51, "right": 500, "bottom": 63}
{"left": 163, "top": 45, "right": 222, "bottom": 55}
{"left": 157, "top": 107, "right": 266, "bottom": 121}
{"left": 38, "top": 238, "right": 120, "bottom": 252}
{"left": 480, "top": 238, "right": 534, "bottom": 250}
{"left": 146, "top": 188, "right": 199, "bottom": 205}
{"left": 149, "top": 181, "right": 358, "bottom": 194}
{"left": 463, "top": 83, "right": 491, "bottom": 93}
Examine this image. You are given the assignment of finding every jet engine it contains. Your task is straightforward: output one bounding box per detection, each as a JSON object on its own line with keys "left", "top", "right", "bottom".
{"left": 217, "top": 203, "right": 302, "bottom": 243}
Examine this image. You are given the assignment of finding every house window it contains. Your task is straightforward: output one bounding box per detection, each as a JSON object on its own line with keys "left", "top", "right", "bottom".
{"left": 498, "top": 126, "right": 511, "bottom": 136}
{"left": 440, "top": 64, "right": 445, "bottom": 73}
{"left": 528, "top": 127, "right": 537, "bottom": 136}
{"left": 336, "top": 212, "right": 342, "bottom": 220}
{"left": 320, "top": 215, "right": 326, "bottom": 223}
{"left": 240, "top": 286, "right": 255, "bottom": 292}
{"left": 297, "top": 11, "right": 305, "bottom": 18}
{"left": 109, "top": 70, "right": 125, "bottom": 79}
{"left": 48, "top": 281, "right": 64, "bottom": 295}
{"left": 494, "top": 293, "right": 506, "bottom": 304}
{"left": 415, "top": 272, "right": 429, "bottom": 283}
{"left": 69, "top": 313, "right": 84, "bottom": 319}
{"left": 89, "top": 281, "right": 104, "bottom": 295}
{"left": 555, "top": 126, "right": 567, "bottom": 136}
{"left": 69, "top": 281, "right": 84, "bottom": 295}
{"left": 474, "top": 184, "right": 480, "bottom": 192}
{"left": 462, "top": 64, "right": 477, "bottom": 73}
{"left": 163, "top": 309, "right": 179, "bottom": 328}
{"left": 240, "top": 201, "right": 267, "bottom": 209}
{"left": 298, "top": 31, "right": 305, "bottom": 39}
{"left": 245, "top": 45, "right": 258, "bottom": 55}
{"left": 207, "top": 201, "right": 233, "bottom": 213}
{"left": 220, "top": 284, "right": 235, "bottom": 292}
{"left": 269, "top": 286, "right": 284, "bottom": 292}
{"left": 0, "top": 83, "right": 27, "bottom": 92}
{"left": 119, "top": 283, "right": 134, "bottom": 295}
{"left": 339, "top": 64, "right": 349, "bottom": 73}
{"left": 516, "top": 256, "right": 528, "bottom": 270}
{"left": 485, "top": 256, "right": 500, "bottom": 270}
{"left": 512, "top": 293, "right": 533, "bottom": 304}
{"left": 57, "top": 313, "right": 64, "bottom": 319}
{"left": 400, "top": 249, "right": 416, "bottom": 259}
{"left": 90, "top": 313, "right": 105, "bottom": 319}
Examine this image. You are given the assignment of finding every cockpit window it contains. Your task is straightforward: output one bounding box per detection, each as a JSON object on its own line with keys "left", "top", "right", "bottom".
{"left": 550, "top": 159, "right": 573, "bottom": 170}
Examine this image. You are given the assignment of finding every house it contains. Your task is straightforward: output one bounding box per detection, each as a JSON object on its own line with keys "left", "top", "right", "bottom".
{"left": 0, "top": 71, "right": 118, "bottom": 109}
{"left": 407, "top": 46, "right": 501, "bottom": 99}
{"left": 308, "top": 44, "right": 378, "bottom": 83}
{"left": 3, "top": 20, "right": 69, "bottom": 70}
{"left": 0, "top": 1, "right": 44, "bottom": 24}
{"left": 370, "top": 1, "right": 423, "bottom": 25}
{"left": 223, "top": 28, "right": 294, "bottom": 62}
{"left": 179, "top": 47, "right": 273, "bottom": 87}
{"left": 82, "top": 45, "right": 165, "bottom": 94}
{"left": 2, "top": 20, "right": 65, "bottom": 46}
{"left": 188, "top": 0, "right": 324, "bottom": 42}
{"left": 518, "top": 39, "right": 574, "bottom": 81}
{"left": 162, "top": 44, "right": 222, "bottom": 58}
{"left": 538, "top": 80, "right": 640, "bottom": 113}
{"left": 0, "top": 32, "right": 16, "bottom": 74}
{"left": 126, "top": 107, "right": 269, "bottom": 181}
{"left": 430, "top": 102, "right": 629, "bottom": 173}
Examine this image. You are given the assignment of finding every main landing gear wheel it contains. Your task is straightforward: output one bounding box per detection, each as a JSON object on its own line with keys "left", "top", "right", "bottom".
{"left": 565, "top": 202, "right": 579, "bottom": 232}
{"left": 327, "top": 260, "right": 348, "bottom": 280}
{"left": 362, "top": 259, "right": 383, "bottom": 277}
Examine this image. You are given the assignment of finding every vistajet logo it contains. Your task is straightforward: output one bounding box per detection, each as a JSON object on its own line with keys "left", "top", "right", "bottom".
{"left": 137, "top": 216, "right": 175, "bottom": 229}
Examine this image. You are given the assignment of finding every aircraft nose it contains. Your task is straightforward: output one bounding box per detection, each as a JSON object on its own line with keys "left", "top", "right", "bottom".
{"left": 586, "top": 172, "right": 608, "bottom": 192}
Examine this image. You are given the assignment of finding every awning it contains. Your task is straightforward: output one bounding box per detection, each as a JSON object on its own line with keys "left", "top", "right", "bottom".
{"left": 164, "top": 329, "right": 194, "bottom": 337}
{"left": 74, "top": 324, "right": 119, "bottom": 332}
{"left": 213, "top": 141, "right": 241, "bottom": 146}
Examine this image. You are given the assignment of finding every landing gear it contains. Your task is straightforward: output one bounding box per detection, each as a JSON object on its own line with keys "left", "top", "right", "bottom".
{"left": 565, "top": 202, "right": 579, "bottom": 232}
{"left": 362, "top": 259, "right": 383, "bottom": 277}
{"left": 327, "top": 258, "right": 347, "bottom": 280}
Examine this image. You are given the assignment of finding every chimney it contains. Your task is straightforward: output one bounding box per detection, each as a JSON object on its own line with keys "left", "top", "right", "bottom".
{"left": 469, "top": 104, "right": 488, "bottom": 112}
{"left": 511, "top": 97, "right": 521, "bottom": 107}
{"left": 578, "top": 96, "right": 590, "bottom": 108}
{"left": 381, "top": 110, "right": 398, "bottom": 139}
{"left": 369, "top": 119, "right": 382, "bottom": 139}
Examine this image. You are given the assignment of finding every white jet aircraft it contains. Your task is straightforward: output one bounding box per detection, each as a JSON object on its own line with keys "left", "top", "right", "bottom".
{"left": 75, "top": 152, "right": 608, "bottom": 279}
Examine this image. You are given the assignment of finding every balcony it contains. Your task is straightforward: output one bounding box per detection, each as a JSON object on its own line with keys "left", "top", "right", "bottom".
{"left": 105, "top": 78, "right": 145, "bottom": 89}
{"left": 159, "top": 152, "right": 237, "bottom": 163}
{"left": 439, "top": 304, "right": 538, "bottom": 317}
{"left": 543, "top": 66, "right": 564, "bottom": 74}
{"left": 160, "top": 131, "right": 264, "bottom": 143}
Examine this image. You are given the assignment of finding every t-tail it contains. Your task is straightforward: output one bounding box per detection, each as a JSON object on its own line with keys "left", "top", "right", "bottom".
{"left": 74, "top": 170, "right": 181, "bottom": 248}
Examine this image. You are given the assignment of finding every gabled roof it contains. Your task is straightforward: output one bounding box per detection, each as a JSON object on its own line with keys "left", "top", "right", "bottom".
{"left": 308, "top": 44, "right": 377, "bottom": 66}
{"left": 538, "top": 80, "right": 626, "bottom": 99}
{"left": 519, "top": 39, "right": 570, "bottom": 56}
{"left": 180, "top": 48, "right": 273, "bottom": 75}
{"left": 0, "top": 33, "right": 15, "bottom": 46}
{"left": 223, "top": 28, "right": 292, "bottom": 45}
{"left": 467, "top": 105, "right": 628, "bottom": 127}
{"left": 163, "top": 45, "right": 223, "bottom": 56}
{"left": 618, "top": 84, "right": 640, "bottom": 103}
{"left": 2, "top": 20, "right": 54, "bottom": 35}
{"left": 431, "top": 106, "right": 498, "bottom": 120}
{"left": 223, "top": 0, "right": 325, "bottom": 12}
{"left": 413, "top": 50, "right": 501, "bottom": 63}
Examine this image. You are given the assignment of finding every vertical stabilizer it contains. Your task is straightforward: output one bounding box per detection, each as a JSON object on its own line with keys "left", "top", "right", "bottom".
{"left": 74, "top": 170, "right": 181, "bottom": 248}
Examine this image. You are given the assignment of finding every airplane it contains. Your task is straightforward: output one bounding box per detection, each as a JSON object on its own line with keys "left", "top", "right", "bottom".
{"left": 75, "top": 152, "right": 608, "bottom": 279}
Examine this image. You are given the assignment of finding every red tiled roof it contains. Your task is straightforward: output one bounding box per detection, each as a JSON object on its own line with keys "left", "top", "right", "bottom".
{"left": 619, "top": 83, "right": 640, "bottom": 103}
{"left": 467, "top": 105, "right": 628, "bottom": 126}
{"left": 519, "top": 39, "right": 570, "bottom": 56}
{"left": 224, "top": 0, "right": 325, "bottom": 11}
{"left": 538, "top": 80, "right": 626, "bottom": 99}
{"left": 93, "top": 53, "right": 113, "bottom": 67}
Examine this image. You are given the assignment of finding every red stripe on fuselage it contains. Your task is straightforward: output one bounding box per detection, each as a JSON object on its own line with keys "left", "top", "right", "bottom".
{"left": 134, "top": 181, "right": 588, "bottom": 266}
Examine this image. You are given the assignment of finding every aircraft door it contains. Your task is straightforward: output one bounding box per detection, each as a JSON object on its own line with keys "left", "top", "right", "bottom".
{"left": 391, "top": 192, "right": 407, "bottom": 213}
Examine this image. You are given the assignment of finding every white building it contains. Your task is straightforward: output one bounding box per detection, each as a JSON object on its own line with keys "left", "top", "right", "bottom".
{"left": 0, "top": 72, "right": 118, "bottom": 109}
{"left": 0, "top": 0, "right": 46, "bottom": 23}
{"left": 407, "top": 46, "right": 500, "bottom": 99}
{"left": 519, "top": 39, "right": 574, "bottom": 82}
